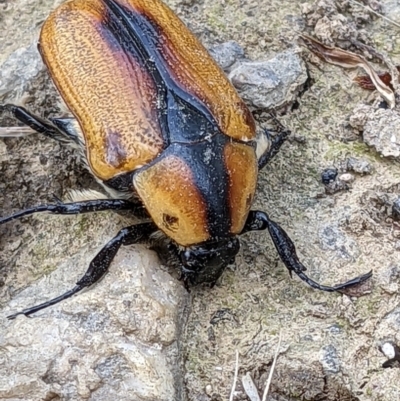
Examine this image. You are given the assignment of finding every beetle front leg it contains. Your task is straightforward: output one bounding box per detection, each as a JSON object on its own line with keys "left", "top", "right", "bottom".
{"left": 241, "top": 211, "right": 372, "bottom": 292}
{"left": 7, "top": 223, "right": 158, "bottom": 319}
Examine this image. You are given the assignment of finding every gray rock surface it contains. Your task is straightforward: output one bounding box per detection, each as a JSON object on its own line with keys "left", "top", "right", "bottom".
{"left": 1, "top": 248, "right": 187, "bottom": 401}
{"left": 208, "top": 41, "right": 246, "bottom": 72}
{"left": 228, "top": 50, "right": 307, "bottom": 110}
{"left": 350, "top": 104, "right": 400, "bottom": 159}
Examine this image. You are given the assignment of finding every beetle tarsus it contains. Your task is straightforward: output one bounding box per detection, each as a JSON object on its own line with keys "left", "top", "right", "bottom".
{"left": 7, "top": 285, "right": 83, "bottom": 319}
{"left": 7, "top": 223, "right": 158, "bottom": 318}
{"left": 242, "top": 210, "right": 372, "bottom": 292}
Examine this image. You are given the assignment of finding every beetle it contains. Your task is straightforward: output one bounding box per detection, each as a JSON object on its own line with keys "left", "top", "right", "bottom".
{"left": 0, "top": 0, "right": 372, "bottom": 319}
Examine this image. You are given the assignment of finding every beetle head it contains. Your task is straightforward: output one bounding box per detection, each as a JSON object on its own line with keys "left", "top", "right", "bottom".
{"left": 180, "top": 237, "right": 240, "bottom": 286}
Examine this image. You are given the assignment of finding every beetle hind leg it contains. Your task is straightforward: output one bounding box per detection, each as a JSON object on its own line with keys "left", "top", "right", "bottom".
{"left": 241, "top": 210, "right": 373, "bottom": 292}
{"left": 7, "top": 223, "right": 157, "bottom": 319}
{"left": 0, "top": 104, "right": 81, "bottom": 146}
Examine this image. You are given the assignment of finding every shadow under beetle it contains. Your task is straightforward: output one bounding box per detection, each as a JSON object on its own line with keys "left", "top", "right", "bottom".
{"left": 0, "top": 0, "right": 372, "bottom": 319}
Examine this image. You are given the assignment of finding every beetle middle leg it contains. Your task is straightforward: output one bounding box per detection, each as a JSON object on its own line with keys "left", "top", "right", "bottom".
{"left": 0, "top": 198, "right": 148, "bottom": 225}
{"left": 7, "top": 222, "right": 158, "bottom": 319}
{"left": 241, "top": 210, "right": 372, "bottom": 292}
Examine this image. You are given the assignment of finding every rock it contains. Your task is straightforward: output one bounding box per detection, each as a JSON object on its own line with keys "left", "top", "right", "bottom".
{"left": 320, "top": 344, "right": 340, "bottom": 374}
{"left": 363, "top": 110, "right": 400, "bottom": 158}
{"left": 350, "top": 105, "right": 400, "bottom": 159}
{"left": 0, "top": 247, "right": 188, "bottom": 400}
{"left": 321, "top": 167, "right": 338, "bottom": 184}
{"left": 338, "top": 173, "right": 354, "bottom": 183}
{"left": 318, "top": 224, "right": 360, "bottom": 260}
{"left": 0, "top": 45, "right": 44, "bottom": 99}
{"left": 392, "top": 198, "right": 400, "bottom": 221}
{"left": 228, "top": 50, "right": 308, "bottom": 110}
{"left": 208, "top": 41, "right": 245, "bottom": 72}
{"left": 345, "top": 157, "right": 373, "bottom": 175}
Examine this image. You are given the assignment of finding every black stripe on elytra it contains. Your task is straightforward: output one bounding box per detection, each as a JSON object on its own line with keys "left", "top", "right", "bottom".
{"left": 102, "top": 0, "right": 220, "bottom": 140}
{"left": 166, "top": 92, "right": 220, "bottom": 143}
{"left": 101, "top": 0, "right": 169, "bottom": 147}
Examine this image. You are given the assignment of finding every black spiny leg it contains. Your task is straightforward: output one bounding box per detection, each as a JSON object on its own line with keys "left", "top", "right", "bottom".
{"left": 258, "top": 117, "right": 291, "bottom": 170}
{"left": 241, "top": 211, "right": 372, "bottom": 292}
{"left": 0, "top": 198, "right": 148, "bottom": 225}
{"left": 0, "top": 104, "right": 74, "bottom": 143}
{"left": 7, "top": 223, "right": 158, "bottom": 319}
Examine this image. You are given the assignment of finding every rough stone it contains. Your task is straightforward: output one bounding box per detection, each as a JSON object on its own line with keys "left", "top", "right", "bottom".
{"left": 0, "top": 45, "right": 44, "bottom": 99}
{"left": 208, "top": 41, "right": 245, "bottom": 72}
{"left": 350, "top": 105, "right": 400, "bottom": 159}
{"left": 321, "top": 167, "right": 338, "bottom": 184}
{"left": 1, "top": 247, "right": 188, "bottom": 401}
{"left": 320, "top": 344, "right": 340, "bottom": 374}
{"left": 339, "top": 173, "right": 355, "bottom": 183}
{"left": 318, "top": 224, "right": 360, "bottom": 260}
{"left": 345, "top": 157, "right": 373, "bottom": 175}
{"left": 228, "top": 50, "right": 308, "bottom": 110}
{"left": 392, "top": 198, "right": 400, "bottom": 221}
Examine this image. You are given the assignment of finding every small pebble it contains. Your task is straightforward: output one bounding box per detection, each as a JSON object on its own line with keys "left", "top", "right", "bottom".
{"left": 392, "top": 198, "right": 400, "bottom": 221}
{"left": 346, "top": 157, "right": 372, "bottom": 174}
{"left": 205, "top": 385, "right": 213, "bottom": 395}
{"left": 339, "top": 173, "right": 354, "bottom": 183}
{"left": 321, "top": 168, "right": 338, "bottom": 184}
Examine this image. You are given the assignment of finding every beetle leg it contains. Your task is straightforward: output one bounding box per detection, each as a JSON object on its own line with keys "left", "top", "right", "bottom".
{"left": 7, "top": 223, "right": 157, "bottom": 319}
{"left": 241, "top": 210, "right": 373, "bottom": 292}
{"left": 0, "top": 199, "right": 148, "bottom": 226}
{"left": 257, "top": 128, "right": 290, "bottom": 170}
{"left": 48, "top": 117, "right": 83, "bottom": 146}
{"left": 0, "top": 104, "right": 75, "bottom": 144}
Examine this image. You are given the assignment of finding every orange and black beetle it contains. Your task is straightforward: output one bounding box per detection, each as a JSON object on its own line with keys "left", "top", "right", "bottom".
{"left": 0, "top": 0, "right": 371, "bottom": 318}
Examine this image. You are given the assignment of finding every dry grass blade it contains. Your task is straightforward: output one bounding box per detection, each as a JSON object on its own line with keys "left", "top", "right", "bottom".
{"left": 242, "top": 372, "right": 261, "bottom": 401}
{"left": 354, "top": 71, "right": 393, "bottom": 90}
{"left": 0, "top": 126, "right": 35, "bottom": 137}
{"left": 261, "top": 330, "right": 282, "bottom": 401}
{"left": 354, "top": 66, "right": 400, "bottom": 91}
{"left": 300, "top": 35, "right": 395, "bottom": 108}
{"left": 229, "top": 350, "right": 239, "bottom": 401}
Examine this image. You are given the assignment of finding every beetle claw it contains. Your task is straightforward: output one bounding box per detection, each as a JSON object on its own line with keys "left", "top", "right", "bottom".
{"left": 7, "top": 311, "right": 29, "bottom": 320}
